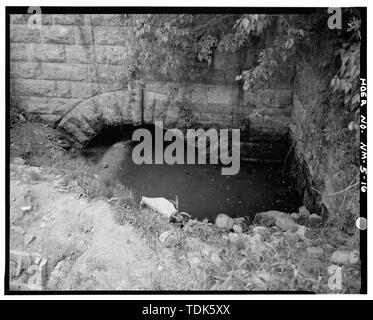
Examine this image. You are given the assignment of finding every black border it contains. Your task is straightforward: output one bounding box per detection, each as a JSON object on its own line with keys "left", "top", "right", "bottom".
{"left": 4, "top": 6, "right": 367, "bottom": 296}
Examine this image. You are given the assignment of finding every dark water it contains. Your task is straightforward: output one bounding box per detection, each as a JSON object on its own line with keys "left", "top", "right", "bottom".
{"left": 84, "top": 125, "right": 301, "bottom": 222}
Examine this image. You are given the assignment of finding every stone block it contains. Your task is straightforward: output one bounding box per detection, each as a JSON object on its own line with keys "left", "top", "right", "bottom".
{"left": 27, "top": 44, "right": 67, "bottom": 62}
{"left": 207, "top": 86, "right": 238, "bottom": 105}
{"left": 41, "top": 25, "right": 75, "bottom": 44}
{"left": 13, "top": 95, "right": 81, "bottom": 115}
{"left": 89, "top": 14, "right": 107, "bottom": 26}
{"left": 10, "top": 14, "right": 29, "bottom": 24}
{"left": 71, "top": 82, "right": 100, "bottom": 98}
{"left": 10, "top": 25, "right": 41, "bottom": 43}
{"left": 90, "top": 64, "right": 127, "bottom": 83}
{"left": 10, "top": 43, "right": 28, "bottom": 61}
{"left": 93, "top": 26, "right": 130, "bottom": 46}
{"left": 105, "top": 14, "right": 130, "bottom": 26}
{"left": 11, "top": 62, "right": 89, "bottom": 81}
{"left": 93, "top": 46, "right": 129, "bottom": 65}
{"left": 16, "top": 14, "right": 53, "bottom": 25}
{"left": 74, "top": 26, "right": 93, "bottom": 45}
{"left": 10, "top": 79, "right": 71, "bottom": 98}
{"left": 183, "top": 86, "right": 208, "bottom": 104}
{"left": 53, "top": 14, "right": 85, "bottom": 25}
{"left": 66, "top": 45, "right": 94, "bottom": 63}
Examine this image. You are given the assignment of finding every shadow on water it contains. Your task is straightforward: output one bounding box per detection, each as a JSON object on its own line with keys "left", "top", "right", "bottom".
{"left": 83, "top": 125, "right": 301, "bottom": 222}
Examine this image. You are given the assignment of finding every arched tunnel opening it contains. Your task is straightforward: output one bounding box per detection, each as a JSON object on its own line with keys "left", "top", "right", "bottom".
{"left": 80, "top": 124, "right": 302, "bottom": 222}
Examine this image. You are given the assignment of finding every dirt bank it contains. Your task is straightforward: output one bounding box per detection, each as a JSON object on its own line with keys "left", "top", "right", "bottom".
{"left": 8, "top": 122, "right": 361, "bottom": 292}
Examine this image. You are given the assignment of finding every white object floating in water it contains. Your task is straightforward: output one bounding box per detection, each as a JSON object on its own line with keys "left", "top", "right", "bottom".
{"left": 140, "top": 197, "right": 177, "bottom": 218}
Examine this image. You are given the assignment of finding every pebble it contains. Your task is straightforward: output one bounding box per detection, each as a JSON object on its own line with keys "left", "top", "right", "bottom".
{"left": 187, "top": 252, "right": 201, "bottom": 268}
{"left": 275, "top": 216, "right": 298, "bottom": 232}
{"left": 252, "top": 226, "right": 267, "bottom": 234}
{"left": 331, "top": 250, "right": 359, "bottom": 265}
{"left": 20, "top": 206, "right": 32, "bottom": 213}
{"left": 13, "top": 157, "right": 26, "bottom": 165}
{"left": 284, "top": 231, "right": 301, "bottom": 244}
{"left": 11, "top": 225, "right": 26, "bottom": 235}
{"left": 232, "top": 224, "right": 243, "bottom": 233}
{"left": 296, "top": 225, "right": 308, "bottom": 240}
{"left": 309, "top": 213, "right": 322, "bottom": 221}
{"left": 290, "top": 212, "right": 300, "bottom": 220}
{"left": 75, "top": 240, "right": 88, "bottom": 253}
{"left": 298, "top": 206, "right": 310, "bottom": 218}
{"left": 159, "top": 231, "right": 171, "bottom": 244}
{"left": 307, "top": 246, "right": 324, "bottom": 258}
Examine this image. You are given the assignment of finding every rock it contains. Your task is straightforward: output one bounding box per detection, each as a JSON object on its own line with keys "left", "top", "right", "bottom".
{"left": 210, "top": 252, "right": 222, "bottom": 265}
{"left": 299, "top": 206, "right": 310, "bottom": 218}
{"left": 252, "top": 226, "right": 267, "bottom": 234}
{"left": 349, "top": 249, "right": 360, "bottom": 265}
{"left": 215, "top": 213, "right": 235, "bottom": 229}
{"left": 140, "top": 197, "right": 177, "bottom": 218}
{"left": 10, "top": 261, "right": 17, "bottom": 277}
{"left": 296, "top": 225, "right": 308, "bottom": 241}
{"left": 275, "top": 216, "right": 298, "bottom": 232}
{"left": 232, "top": 224, "right": 243, "bottom": 233}
{"left": 24, "top": 234, "right": 36, "bottom": 246}
{"left": 290, "top": 212, "right": 300, "bottom": 220}
{"left": 187, "top": 252, "right": 201, "bottom": 268}
{"left": 75, "top": 240, "right": 88, "bottom": 253}
{"left": 27, "top": 270, "right": 43, "bottom": 290}
{"left": 247, "top": 233, "right": 265, "bottom": 256}
{"left": 169, "top": 211, "right": 191, "bottom": 224}
{"left": 26, "top": 265, "right": 39, "bottom": 275}
{"left": 20, "top": 205, "right": 32, "bottom": 213}
{"left": 11, "top": 225, "right": 26, "bottom": 235}
{"left": 327, "top": 265, "right": 343, "bottom": 291}
{"left": 33, "top": 255, "right": 41, "bottom": 265}
{"left": 331, "top": 250, "right": 359, "bottom": 265}
{"left": 254, "top": 210, "right": 288, "bottom": 228}
{"left": 284, "top": 231, "right": 301, "bottom": 244}
{"left": 309, "top": 213, "right": 322, "bottom": 221}
{"left": 159, "top": 231, "right": 171, "bottom": 244}
{"left": 309, "top": 214, "right": 323, "bottom": 227}
{"left": 10, "top": 250, "right": 32, "bottom": 267}
{"left": 307, "top": 246, "right": 324, "bottom": 258}
{"left": 13, "top": 157, "right": 26, "bottom": 165}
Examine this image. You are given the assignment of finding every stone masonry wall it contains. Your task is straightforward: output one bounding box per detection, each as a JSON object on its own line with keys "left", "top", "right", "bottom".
{"left": 10, "top": 13, "right": 294, "bottom": 160}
